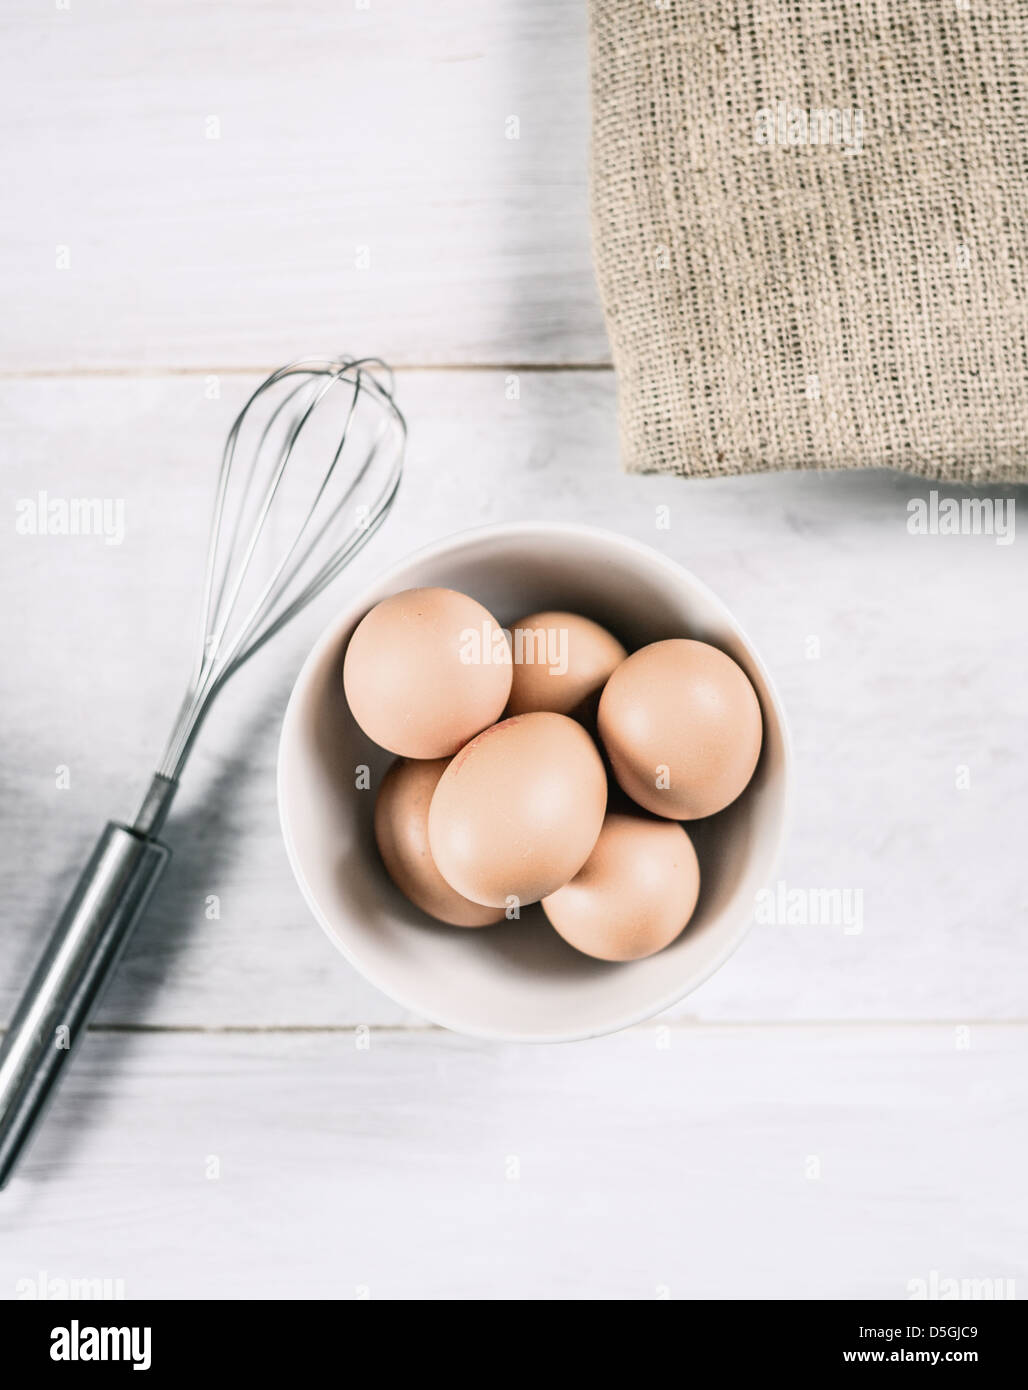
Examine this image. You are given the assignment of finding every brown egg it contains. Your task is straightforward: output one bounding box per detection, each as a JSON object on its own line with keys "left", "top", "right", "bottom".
{"left": 597, "top": 638, "right": 762, "bottom": 819}
{"left": 541, "top": 813, "right": 700, "bottom": 961}
{"left": 374, "top": 758, "right": 504, "bottom": 927}
{"left": 343, "top": 587, "right": 512, "bottom": 758}
{"left": 428, "top": 712, "right": 608, "bottom": 908}
{"left": 506, "top": 610, "right": 627, "bottom": 720}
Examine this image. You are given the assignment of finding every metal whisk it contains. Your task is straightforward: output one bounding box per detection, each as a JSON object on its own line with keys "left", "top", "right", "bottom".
{"left": 0, "top": 355, "right": 405, "bottom": 1188}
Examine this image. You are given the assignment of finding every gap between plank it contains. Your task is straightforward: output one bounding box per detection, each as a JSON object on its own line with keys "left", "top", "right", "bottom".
{"left": 0, "top": 362, "right": 614, "bottom": 381}
{"left": 0, "top": 1021, "right": 1024, "bottom": 1037}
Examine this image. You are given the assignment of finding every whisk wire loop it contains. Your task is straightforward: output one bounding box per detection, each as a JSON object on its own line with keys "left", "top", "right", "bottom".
{"left": 153, "top": 355, "right": 404, "bottom": 785}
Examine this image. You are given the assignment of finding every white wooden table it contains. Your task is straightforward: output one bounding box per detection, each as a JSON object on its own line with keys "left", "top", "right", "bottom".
{"left": 1, "top": 0, "right": 1025, "bottom": 1300}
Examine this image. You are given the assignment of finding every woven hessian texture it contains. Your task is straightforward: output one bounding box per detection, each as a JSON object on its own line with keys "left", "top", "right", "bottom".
{"left": 589, "top": 0, "right": 1028, "bottom": 481}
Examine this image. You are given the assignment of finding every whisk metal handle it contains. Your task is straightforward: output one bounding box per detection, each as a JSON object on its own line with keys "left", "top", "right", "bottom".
{"left": 0, "top": 823, "right": 170, "bottom": 1189}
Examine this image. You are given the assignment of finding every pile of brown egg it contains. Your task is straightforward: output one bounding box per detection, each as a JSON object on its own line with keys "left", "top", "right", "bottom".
{"left": 342, "top": 588, "right": 762, "bottom": 962}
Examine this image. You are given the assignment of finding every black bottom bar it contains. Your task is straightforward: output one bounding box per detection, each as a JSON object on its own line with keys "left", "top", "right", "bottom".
{"left": 2, "top": 1298, "right": 1019, "bottom": 1376}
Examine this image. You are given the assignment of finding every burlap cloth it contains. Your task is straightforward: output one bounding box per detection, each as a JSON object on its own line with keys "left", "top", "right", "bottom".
{"left": 589, "top": 0, "right": 1028, "bottom": 481}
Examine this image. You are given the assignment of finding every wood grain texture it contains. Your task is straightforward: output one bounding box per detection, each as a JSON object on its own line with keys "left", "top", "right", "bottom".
{"left": 0, "top": 0, "right": 603, "bottom": 371}
{"left": 2, "top": 1025, "right": 1024, "bottom": 1299}
{"left": 2, "top": 371, "right": 1026, "bottom": 1029}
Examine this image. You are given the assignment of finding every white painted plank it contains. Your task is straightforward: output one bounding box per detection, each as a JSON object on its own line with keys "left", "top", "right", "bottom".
{"left": 1, "top": 1026, "right": 1024, "bottom": 1299}
{"left": 0, "top": 0, "right": 604, "bottom": 370}
{"left": 1, "top": 370, "right": 1026, "bottom": 1028}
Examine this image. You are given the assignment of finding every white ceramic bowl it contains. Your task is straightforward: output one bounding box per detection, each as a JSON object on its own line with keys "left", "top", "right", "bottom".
{"left": 278, "top": 523, "right": 792, "bottom": 1042}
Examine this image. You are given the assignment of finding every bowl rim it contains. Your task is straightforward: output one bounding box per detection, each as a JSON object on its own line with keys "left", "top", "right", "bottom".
{"left": 277, "top": 520, "right": 795, "bottom": 1043}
